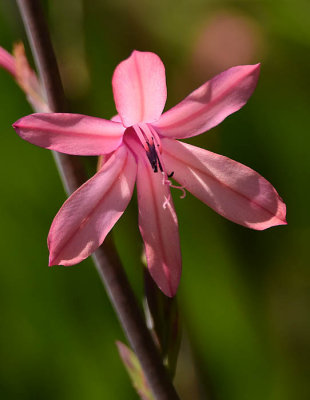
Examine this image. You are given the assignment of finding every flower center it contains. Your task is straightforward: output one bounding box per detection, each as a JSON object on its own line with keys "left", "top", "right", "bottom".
{"left": 131, "top": 123, "right": 164, "bottom": 173}
{"left": 124, "top": 123, "right": 186, "bottom": 199}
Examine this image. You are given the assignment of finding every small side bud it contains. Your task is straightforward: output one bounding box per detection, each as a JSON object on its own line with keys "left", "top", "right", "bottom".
{"left": 116, "top": 341, "right": 155, "bottom": 400}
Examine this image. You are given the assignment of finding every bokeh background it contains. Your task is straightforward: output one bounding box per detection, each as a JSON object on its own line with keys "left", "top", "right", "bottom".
{"left": 0, "top": 0, "right": 309, "bottom": 399}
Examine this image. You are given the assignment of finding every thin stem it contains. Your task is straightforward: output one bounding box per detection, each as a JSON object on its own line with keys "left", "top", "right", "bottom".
{"left": 16, "top": 1, "right": 180, "bottom": 399}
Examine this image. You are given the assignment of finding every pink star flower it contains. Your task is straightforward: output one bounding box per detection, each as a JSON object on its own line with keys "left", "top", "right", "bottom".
{"left": 13, "top": 51, "right": 286, "bottom": 297}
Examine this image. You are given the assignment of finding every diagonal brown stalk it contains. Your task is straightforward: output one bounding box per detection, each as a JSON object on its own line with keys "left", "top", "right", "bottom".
{"left": 16, "top": 1, "right": 180, "bottom": 399}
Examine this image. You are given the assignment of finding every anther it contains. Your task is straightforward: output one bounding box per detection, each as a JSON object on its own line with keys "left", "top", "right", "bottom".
{"left": 145, "top": 141, "right": 163, "bottom": 173}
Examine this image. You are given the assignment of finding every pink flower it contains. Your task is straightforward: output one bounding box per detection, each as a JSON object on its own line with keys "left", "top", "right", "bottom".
{"left": 13, "top": 51, "right": 286, "bottom": 297}
{"left": 0, "top": 43, "right": 49, "bottom": 112}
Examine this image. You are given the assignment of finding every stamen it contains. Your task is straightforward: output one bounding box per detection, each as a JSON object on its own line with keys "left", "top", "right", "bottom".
{"left": 133, "top": 123, "right": 164, "bottom": 174}
{"left": 132, "top": 123, "right": 186, "bottom": 202}
{"left": 145, "top": 141, "right": 163, "bottom": 173}
{"left": 132, "top": 124, "right": 149, "bottom": 152}
{"left": 144, "top": 124, "right": 162, "bottom": 153}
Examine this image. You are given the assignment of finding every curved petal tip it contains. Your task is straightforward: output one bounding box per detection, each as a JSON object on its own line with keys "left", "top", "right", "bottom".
{"left": 258, "top": 198, "right": 287, "bottom": 230}
{"left": 156, "top": 62, "right": 261, "bottom": 139}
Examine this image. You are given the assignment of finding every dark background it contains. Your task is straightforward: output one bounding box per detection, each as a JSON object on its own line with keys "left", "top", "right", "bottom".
{"left": 0, "top": 0, "right": 309, "bottom": 399}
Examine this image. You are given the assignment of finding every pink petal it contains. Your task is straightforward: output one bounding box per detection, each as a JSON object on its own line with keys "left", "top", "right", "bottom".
{"left": 162, "top": 139, "right": 287, "bottom": 230}
{"left": 0, "top": 46, "right": 16, "bottom": 77}
{"left": 48, "top": 145, "right": 136, "bottom": 266}
{"left": 13, "top": 113, "right": 125, "bottom": 155}
{"left": 154, "top": 64, "right": 260, "bottom": 139}
{"left": 112, "top": 51, "right": 167, "bottom": 127}
{"left": 111, "top": 114, "right": 122, "bottom": 122}
{"left": 125, "top": 136, "right": 181, "bottom": 297}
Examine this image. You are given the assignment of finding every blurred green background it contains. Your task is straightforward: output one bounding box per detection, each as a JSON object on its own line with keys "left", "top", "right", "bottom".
{"left": 0, "top": 0, "right": 309, "bottom": 399}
